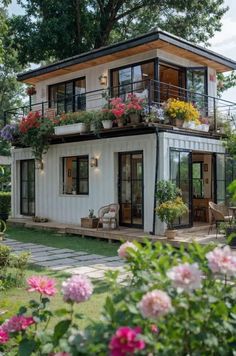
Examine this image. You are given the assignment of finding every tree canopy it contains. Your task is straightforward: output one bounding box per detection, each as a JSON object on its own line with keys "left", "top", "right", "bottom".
{"left": 10, "top": 0, "right": 227, "bottom": 65}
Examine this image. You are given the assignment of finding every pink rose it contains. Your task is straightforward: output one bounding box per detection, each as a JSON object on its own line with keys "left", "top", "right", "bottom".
{"left": 117, "top": 241, "right": 137, "bottom": 259}
{"left": 206, "top": 246, "right": 236, "bottom": 276}
{"left": 167, "top": 263, "right": 203, "bottom": 293}
{"left": 138, "top": 290, "right": 172, "bottom": 319}
{"left": 27, "top": 276, "right": 57, "bottom": 296}
{"left": 109, "top": 326, "right": 145, "bottom": 355}
{"left": 2, "top": 316, "right": 35, "bottom": 333}
{"left": 0, "top": 329, "right": 9, "bottom": 344}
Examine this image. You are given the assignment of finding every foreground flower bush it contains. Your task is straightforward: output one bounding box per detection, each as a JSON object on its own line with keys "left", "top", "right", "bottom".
{"left": 1, "top": 242, "right": 236, "bottom": 355}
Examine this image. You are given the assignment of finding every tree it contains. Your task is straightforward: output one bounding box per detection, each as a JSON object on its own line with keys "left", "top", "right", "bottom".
{"left": 10, "top": 0, "right": 227, "bottom": 65}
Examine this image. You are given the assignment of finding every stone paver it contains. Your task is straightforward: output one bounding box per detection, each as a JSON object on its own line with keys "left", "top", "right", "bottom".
{"left": 1, "top": 238, "right": 125, "bottom": 280}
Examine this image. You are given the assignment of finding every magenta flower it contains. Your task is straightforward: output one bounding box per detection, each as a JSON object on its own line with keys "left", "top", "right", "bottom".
{"left": 109, "top": 326, "right": 145, "bottom": 356}
{"left": 2, "top": 316, "right": 35, "bottom": 333}
{"left": 167, "top": 263, "right": 203, "bottom": 293}
{"left": 118, "top": 242, "right": 137, "bottom": 259}
{"left": 61, "top": 275, "right": 93, "bottom": 304}
{"left": 27, "top": 276, "right": 57, "bottom": 296}
{"left": 206, "top": 246, "right": 236, "bottom": 276}
{"left": 138, "top": 290, "right": 172, "bottom": 319}
{"left": 0, "top": 329, "right": 9, "bottom": 344}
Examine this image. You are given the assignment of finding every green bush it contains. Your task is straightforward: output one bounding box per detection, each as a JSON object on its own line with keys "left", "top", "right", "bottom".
{"left": 0, "top": 244, "right": 11, "bottom": 267}
{"left": 0, "top": 192, "right": 11, "bottom": 214}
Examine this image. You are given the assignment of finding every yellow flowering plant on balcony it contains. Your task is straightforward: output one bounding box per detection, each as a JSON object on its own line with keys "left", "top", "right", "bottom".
{"left": 165, "top": 98, "right": 200, "bottom": 123}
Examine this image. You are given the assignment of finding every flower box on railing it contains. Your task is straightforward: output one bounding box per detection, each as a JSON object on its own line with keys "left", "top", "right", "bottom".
{"left": 54, "top": 123, "right": 87, "bottom": 135}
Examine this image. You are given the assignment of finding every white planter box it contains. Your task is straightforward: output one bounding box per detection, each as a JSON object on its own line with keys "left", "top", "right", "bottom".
{"left": 54, "top": 123, "right": 87, "bottom": 135}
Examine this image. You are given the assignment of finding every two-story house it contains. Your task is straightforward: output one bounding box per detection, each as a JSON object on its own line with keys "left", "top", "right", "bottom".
{"left": 6, "top": 29, "right": 236, "bottom": 235}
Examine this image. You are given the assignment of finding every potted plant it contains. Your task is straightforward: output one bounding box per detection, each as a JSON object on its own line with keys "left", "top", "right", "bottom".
{"left": 0, "top": 192, "right": 11, "bottom": 221}
{"left": 156, "top": 197, "right": 188, "bottom": 239}
{"left": 100, "top": 108, "right": 115, "bottom": 129}
{"left": 81, "top": 209, "right": 99, "bottom": 228}
{"left": 126, "top": 93, "right": 144, "bottom": 124}
{"left": 164, "top": 98, "right": 200, "bottom": 128}
{"left": 54, "top": 111, "right": 89, "bottom": 135}
{"left": 156, "top": 180, "right": 188, "bottom": 239}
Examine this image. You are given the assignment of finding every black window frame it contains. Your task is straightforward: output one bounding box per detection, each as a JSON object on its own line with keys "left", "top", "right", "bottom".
{"left": 49, "top": 76, "right": 86, "bottom": 113}
{"left": 62, "top": 155, "right": 89, "bottom": 195}
{"left": 192, "top": 161, "right": 204, "bottom": 198}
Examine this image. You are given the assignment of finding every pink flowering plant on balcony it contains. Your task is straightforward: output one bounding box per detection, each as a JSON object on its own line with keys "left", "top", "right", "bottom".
{"left": 125, "top": 93, "right": 145, "bottom": 114}
{"left": 1, "top": 242, "right": 236, "bottom": 355}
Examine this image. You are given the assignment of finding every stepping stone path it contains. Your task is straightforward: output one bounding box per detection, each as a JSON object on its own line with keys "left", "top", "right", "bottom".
{"left": 2, "top": 238, "right": 126, "bottom": 281}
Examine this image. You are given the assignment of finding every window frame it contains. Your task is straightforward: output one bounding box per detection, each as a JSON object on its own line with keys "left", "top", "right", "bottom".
{"left": 62, "top": 155, "right": 89, "bottom": 195}
{"left": 48, "top": 76, "right": 86, "bottom": 113}
{"left": 192, "top": 161, "right": 204, "bottom": 198}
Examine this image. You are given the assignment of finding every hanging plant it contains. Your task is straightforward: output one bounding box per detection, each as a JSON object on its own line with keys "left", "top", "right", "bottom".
{"left": 19, "top": 111, "right": 54, "bottom": 161}
{"left": 26, "top": 86, "right": 36, "bottom": 96}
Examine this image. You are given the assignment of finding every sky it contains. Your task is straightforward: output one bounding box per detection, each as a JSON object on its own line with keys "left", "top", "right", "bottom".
{"left": 8, "top": 0, "right": 236, "bottom": 102}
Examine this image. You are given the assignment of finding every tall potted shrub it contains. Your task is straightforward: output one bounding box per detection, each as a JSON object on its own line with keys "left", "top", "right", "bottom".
{"left": 0, "top": 192, "right": 11, "bottom": 221}
{"left": 156, "top": 180, "right": 188, "bottom": 239}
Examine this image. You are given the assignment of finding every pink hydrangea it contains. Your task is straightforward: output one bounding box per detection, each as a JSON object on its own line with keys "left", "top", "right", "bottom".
{"left": 2, "top": 316, "right": 35, "bottom": 333}
{"left": 138, "top": 290, "right": 172, "bottom": 319}
{"left": 206, "top": 246, "right": 236, "bottom": 276}
{"left": 109, "top": 326, "right": 145, "bottom": 356}
{"left": 27, "top": 276, "right": 57, "bottom": 296}
{"left": 118, "top": 242, "right": 138, "bottom": 259}
{"left": 167, "top": 263, "right": 203, "bottom": 293}
{"left": 61, "top": 275, "right": 93, "bottom": 304}
{"left": 0, "top": 329, "right": 9, "bottom": 344}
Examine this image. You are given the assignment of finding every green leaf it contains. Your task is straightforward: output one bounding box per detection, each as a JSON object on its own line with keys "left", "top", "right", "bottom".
{"left": 18, "top": 306, "right": 27, "bottom": 315}
{"left": 19, "top": 339, "right": 36, "bottom": 356}
{"left": 54, "top": 308, "right": 69, "bottom": 317}
{"left": 53, "top": 319, "right": 71, "bottom": 343}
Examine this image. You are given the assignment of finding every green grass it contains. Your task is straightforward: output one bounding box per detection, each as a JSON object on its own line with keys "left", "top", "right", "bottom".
{"left": 6, "top": 226, "right": 120, "bottom": 256}
{"left": 0, "top": 263, "right": 109, "bottom": 330}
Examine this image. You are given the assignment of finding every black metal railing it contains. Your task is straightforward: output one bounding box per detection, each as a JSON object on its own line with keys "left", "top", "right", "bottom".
{"left": 3, "top": 79, "right": 236, "bottom": 133}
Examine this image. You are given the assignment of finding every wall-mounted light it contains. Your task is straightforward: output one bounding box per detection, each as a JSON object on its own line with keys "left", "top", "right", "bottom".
{"left": 36, "top": 159, "right": 44, "bottom": 170}
{"left": 90, "top": 157, "right": 98, "bottom": 167}
{"left": 99, "top": 73, "right": 108, "bottom": 86}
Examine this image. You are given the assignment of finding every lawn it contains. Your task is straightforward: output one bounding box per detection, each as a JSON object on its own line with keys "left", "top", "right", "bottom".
{"left": 6, "top": 226, "right": 120, "bottom": 256}
{"left": 0, "top": 263, "right": 109, "bottom": 330}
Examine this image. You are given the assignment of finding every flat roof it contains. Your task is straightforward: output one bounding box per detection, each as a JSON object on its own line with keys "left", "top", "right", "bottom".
{"left": 17, "top": 29, "right": 236, "bottom": 84}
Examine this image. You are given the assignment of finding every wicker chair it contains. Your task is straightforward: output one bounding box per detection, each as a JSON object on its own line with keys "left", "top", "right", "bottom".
{"left": 97, "top": 203, "right": 120, "bottom": 230}
{"left": 208, "top": 202, "right": 232, "bottom": 236}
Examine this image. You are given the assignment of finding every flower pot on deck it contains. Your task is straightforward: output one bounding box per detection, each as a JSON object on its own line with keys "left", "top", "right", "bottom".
{"left": 102, "top": 120, "right": 113, "bottom": 129}
{"left": 129, "top": 113, "right": 140, "bottom": 124}
{"left": 81, "top": 217, "right": 99, "bottom": 229}
{"left": 165, "top": 229, "right": 177, "bottom": 240}
{"left": 175, "top": 118, "right": 183, "bottom": 128}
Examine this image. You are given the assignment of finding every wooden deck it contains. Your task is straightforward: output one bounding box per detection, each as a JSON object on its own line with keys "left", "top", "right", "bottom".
{"left": 7, "top": 218, "right": 225, "bottom": 247}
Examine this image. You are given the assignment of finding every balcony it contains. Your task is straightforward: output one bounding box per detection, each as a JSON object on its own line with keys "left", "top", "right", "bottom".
{"left": 3, "top": 79, "right": 236, "bottom": 136}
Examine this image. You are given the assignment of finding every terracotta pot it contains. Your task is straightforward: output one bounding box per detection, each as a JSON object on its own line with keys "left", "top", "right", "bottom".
{"left": 165, "top": 229, "right": 177, "bottom": 240}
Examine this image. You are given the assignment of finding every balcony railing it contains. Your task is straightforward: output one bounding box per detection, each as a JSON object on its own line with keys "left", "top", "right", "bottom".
{"left": 3, "top": 79, "right": 236, "bottom": 134}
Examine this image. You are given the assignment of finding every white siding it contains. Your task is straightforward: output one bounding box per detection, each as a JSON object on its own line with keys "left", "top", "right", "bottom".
{"left": 11, "top": 134, "right": 157, "bottom": 232}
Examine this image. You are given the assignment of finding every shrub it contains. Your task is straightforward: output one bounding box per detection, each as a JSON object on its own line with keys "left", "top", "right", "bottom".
{"left": 0, "top": 244, "right": 11, "bottom": 268}
{"left": 1, "top": 242, "right": 236, "bottom": 355}
{"left": 0, "top": 192, "right": 11, "bottom": 215}
{"left": 156, "top": 180, "right": 181, "bottom": 204}
{"left": 156, "top": 196, "right": 189, "bottom": 229}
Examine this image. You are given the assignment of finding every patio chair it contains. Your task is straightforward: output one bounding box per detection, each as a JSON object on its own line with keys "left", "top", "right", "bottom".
{"left": 208, "top": 202, "right": 232, "bottom": 237}
{"left": 97, "top": 203, "right": 120, "bottom": 230}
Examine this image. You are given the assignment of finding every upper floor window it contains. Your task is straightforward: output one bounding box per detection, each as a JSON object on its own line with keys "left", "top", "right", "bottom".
{"left": 49, "top": 77, "right": 86, "bottom": 114}
{"left": 62, "top": 155, "right": 89, "bottom": 195}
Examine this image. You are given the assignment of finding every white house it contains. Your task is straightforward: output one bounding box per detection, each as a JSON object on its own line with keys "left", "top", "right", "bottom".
{"left": 7, "top": 29, "right": 236, "bottom": 234}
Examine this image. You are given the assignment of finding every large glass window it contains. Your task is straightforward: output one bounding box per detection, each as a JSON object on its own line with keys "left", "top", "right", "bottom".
{"left": 111, "top": 60, "right": 154, "bottom": 98}
{"left": 62, "top": 156, "right": 89, "bottom": 195}
{"left": 49, "top": 77, "right": 86, "bottom": 114}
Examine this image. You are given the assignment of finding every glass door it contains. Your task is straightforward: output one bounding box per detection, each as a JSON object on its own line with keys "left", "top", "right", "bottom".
{"left": 20, "top": 160, "right": 35, "bottom": 216}
{"left": 118, "top": 152, "right": 143, "bottom": 228}
{"left": 186, "top": 67, "right": 207, "bottom": 115}
{"left": 170, "top": 149, "right": 192, "bottom": 227}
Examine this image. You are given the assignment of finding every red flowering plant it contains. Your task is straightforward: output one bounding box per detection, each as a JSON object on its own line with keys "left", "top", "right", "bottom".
{"left": 19, "top": 111, "right": 54, "bottom": 161}
{"left": 125, "top": 93, "right": 144, "bottom": 115}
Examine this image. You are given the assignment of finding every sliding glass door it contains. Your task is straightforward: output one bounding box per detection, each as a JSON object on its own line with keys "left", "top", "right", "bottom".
{"left": 170, "top": 149, "right": 192, "bottom": 227}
